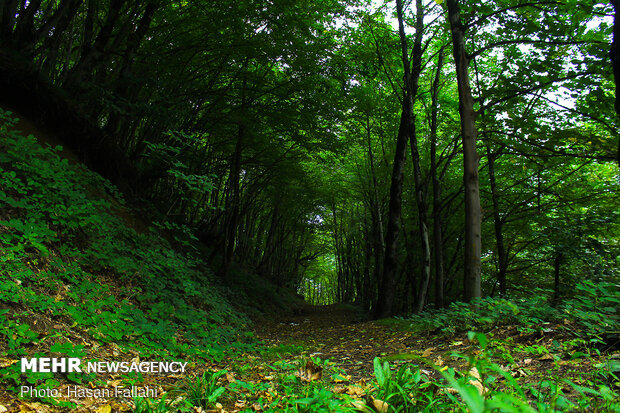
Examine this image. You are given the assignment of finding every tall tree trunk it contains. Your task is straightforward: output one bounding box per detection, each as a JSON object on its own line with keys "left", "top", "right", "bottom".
{"left": 38, "top": 0, "right": 83, "bottom": 79}
{"left": 612, "top": 0, "right": 620, "bottom": 168}
{"left": 430, "top": 47, "right": 446, "bottom": 308}
{"left": 35, "top": 0, "right": 83, "bottom": 47}
{"left": 12, "top": 0, "right": 43, "bottom": 54}
{"left": 375, "top": 0, "right": 425, "bottom": 318}
{"left": 366, "top": 115, "right": 385, "bottom": 254}
{"left": 105, "top": 2, "right": 158, "bottom": 143}
{"left": 71, "top": 0, "right": 95, "bottom": 79}
{"left": 332, "top": 200, "right": 344, "bottom": 302}
{"left": 258, "top": 202, "right": 280, "bottom": 277}
{"left": 363, "top": 215, "right": 373, "bottom": 310}
{"left": 446, "top": 0, "right": 482, "bottom": 301}
{"left": 487, "top": 144, "right": 508, "bottom": 297}
{"left": 397, "top": 0, "right": 431, "bottom": 315}
{"left": 376, "top": 107, "right": 409, "bottom": 318}
{"left": 223, "top": 122, "right": 244, "bottom": 277}
{"left": 365, "top": 115, "right": 384, "bottom": 310}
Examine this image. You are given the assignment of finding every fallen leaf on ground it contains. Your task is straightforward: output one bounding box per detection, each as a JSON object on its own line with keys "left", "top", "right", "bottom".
{"left": 350, "top": 399, "right": 367, "bottom": 411}
{"left": 333, "top": 373, "right": 351, "bottom": 382}
{"left": 346, "top": 385, "right": 365, "bottom": 396}
{"left": 96, "top": 405, "right": 112, "bottom": 413}
{"left": 469, "top": 367, "right": 487, "bottom": 395}
{"left": 298, "top": 360, "right": 322, "bottom": 382}
{"left": 370, "top": 398, "right": 389, "bottom": 413}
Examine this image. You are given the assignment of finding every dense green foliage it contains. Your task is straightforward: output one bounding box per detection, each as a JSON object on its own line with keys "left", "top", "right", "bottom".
{"left": 1, "top": 0, "right": 618, "bottom": 313}
{"left": 0, "top": 0, "right": 619, "bottom": 410}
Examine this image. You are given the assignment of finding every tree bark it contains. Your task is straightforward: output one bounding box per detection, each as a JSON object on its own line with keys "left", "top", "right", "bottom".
{"left": 375, "top": 107, "right": 409, "bottom": 318}
{"left": 223, "top": 121, "right": 244, "bottom": 277}
{"left": 365, "top": 115, "right": 384, "bottom": 310}
{"left": 376, "top": 0, "right": 425, "bottom": 318}
{"left": 35, "top": 0, "right": 83, "bottom": 46}
{"left": 430, "top": 47, "right": 446, "bottom": 309}
{"left": 12, "top": 0, "right": 43, "bottom": 54}
{"left": 487, "top": 144, "right": 507, "bottom": 297}
{"left": 446, "top": 0, "right": 482, "bottom": 302}
{"left": 105, "top": 2, "right": 158, "bottom": 143}
{"left": 611, "top": 0, "right": 620, "bottom": 168}
{"left": 38, "top": 0, "right": 83, "bottom": 79}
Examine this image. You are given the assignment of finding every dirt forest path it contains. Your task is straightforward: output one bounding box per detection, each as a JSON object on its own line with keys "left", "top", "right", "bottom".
{"left": 254, "top": 305, "right": 435, "bottom": 381}
{"left": 248, "top": 303, "right": 604, "bottom": 408}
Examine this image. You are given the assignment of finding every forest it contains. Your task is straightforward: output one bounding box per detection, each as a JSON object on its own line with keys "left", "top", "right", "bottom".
{"left": 0, "top": 0, "right": 619, "bottom": 411}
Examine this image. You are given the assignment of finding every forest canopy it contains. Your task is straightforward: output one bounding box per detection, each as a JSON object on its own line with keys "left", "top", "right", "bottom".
{"left": 0, "top": 0, "right": 618, "bottom": 317}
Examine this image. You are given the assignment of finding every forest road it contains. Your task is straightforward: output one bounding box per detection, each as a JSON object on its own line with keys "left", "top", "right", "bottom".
{"left": 254, "top": 304, "right": 422, "bottom": 381}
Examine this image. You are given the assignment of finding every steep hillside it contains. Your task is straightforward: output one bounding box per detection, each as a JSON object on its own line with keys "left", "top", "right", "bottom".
{"left": 0, "top": 108, "right": 258, "bottom": 410}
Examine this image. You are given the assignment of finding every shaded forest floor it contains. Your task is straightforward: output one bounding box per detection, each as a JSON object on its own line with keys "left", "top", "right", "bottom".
{"left": 217, "top": 303, "right": 619, "bottom": 412}
{"left": 255, "top": 302, "right": 614, "bottom": 383}
{"left": 256, "top": 304, "right": 415, "bottom": 381}
{"left": 2, "top": 301, "right": 619, "bottom": 412}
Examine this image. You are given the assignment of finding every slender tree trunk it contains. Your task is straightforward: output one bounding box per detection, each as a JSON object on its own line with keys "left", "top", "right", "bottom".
{"left": 35, "top": 0, "right": 83, "bottom": 47}
{"left": 376, "top": 108, "right": 409, "bottom": 318}
{"left": 332, "top": 200, "right": 343, "bottom": 302}
{"left": 487, "top": 144, "right": 508, "bottom": 297}
{"left": 365, "top": 115, "right": 384, "bottom": 311}
{"left": 376, "top": 0, "right": 426, "bottom": 318}
{"left": 397, "top": 0, "right": 431, "bottom": 315}
{"left": 446, "top": 0, "right": 482, "bottom": 301}
{"left": 64, "top": 0, "right": 126, "bottom": 87}
{"left": 105, "top": 2, "right": 158, "bottom": 143}
{"left": 38, "top": 0, "right": 83, "bottom": 79}
{"left": 12, "top": 0, "right": 43, "bottom": 53}
{"left": 363, "top": 215, "right": 373, "bottom": 310}
{"left": 223, "top": 122, "right": 244, "bottom": 277}
{"left": 612, "top": 0, "right": 620, "bottom": 168}
{"left": 366, "top": 115, "right": 385, "bottom": 253}
{"left": 554, "top": 252, "right": 563, "bottom": 300}
{"left": 258, "top": 202, "right": 280, "bottom": 277}
{"left": 430, "top": 47, "right": 446, "bottom": 308}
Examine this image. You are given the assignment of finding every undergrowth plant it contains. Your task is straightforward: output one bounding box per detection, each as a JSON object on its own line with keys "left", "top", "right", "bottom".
{"left": 132, "top": 395, "right": 182, "bottom": 413}
{"left": 378, "top": 329, "right": 620, "bottom": 413}
{"left": 180, "top": 370, "right": 227, "bottom": 409}
{"left": 373, "top": 357, "right": 441, "bottom": 412}
{"left": 406, "top": 283, "right": 620, "bottom": 344}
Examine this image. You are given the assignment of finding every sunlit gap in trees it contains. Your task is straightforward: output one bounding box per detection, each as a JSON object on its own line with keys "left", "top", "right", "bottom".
{"left": 297, "top": 209, "right": 339, "bottom": 305}
{"left": 299, "top": 253, "right": 338, "bottom": 305}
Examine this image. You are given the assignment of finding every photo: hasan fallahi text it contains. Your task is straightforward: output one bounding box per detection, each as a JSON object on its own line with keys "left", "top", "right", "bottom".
{"left": 21, "top": 385, "right": 158, "bottom": 399}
